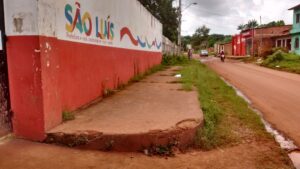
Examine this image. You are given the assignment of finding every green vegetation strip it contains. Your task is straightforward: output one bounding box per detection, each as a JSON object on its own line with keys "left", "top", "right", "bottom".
{"left": 261, "top": 50, "right": 300, "bottom": 74}
{"left": 176, "top": 59, "right": 269, "bottom": 150}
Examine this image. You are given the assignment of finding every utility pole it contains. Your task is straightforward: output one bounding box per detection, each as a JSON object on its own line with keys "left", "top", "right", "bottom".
{"left": 252, "top": 22, "right": 255, "bottom": 57}
{"left": 260, "top": 16, "right": 263, "bottom": 57}
{"left": 178, "top": 0, "right": 182, "bottom": 53}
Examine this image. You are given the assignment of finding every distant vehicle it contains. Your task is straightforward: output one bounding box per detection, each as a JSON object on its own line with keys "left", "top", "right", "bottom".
{"left": 200, "top": 50, "right": 208, "bottom": 57}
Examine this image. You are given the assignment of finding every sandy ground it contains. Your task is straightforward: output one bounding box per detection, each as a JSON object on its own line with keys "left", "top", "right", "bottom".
{"left": 0, "top": 138, "right": 292, "bottom": 169}
{"left": 204, "top": 57, "right": 300, "bottom": 147}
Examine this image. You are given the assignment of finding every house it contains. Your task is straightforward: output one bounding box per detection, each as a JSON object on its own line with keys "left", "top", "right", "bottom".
{"left": 232, "top": 25, "right": 292, "bottom": 57}
{"left": 215, "top": 42, "right": 232, "bottom": 55}
{"left": 254, "top": 25, "right": 292, "bottom": 56}
{"left": 274, "top": 33, "right": 292, "bottom": 51}
{"left": 289, "top": 4, "right": 300, "bottom": 55}
{"left": 232, "top": 31, "right": 251, "bottom": 56}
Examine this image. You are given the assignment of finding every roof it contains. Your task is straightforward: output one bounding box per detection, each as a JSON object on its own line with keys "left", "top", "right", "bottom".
{"left": 241, "top": 25, "right": 292, "bottom": 32}
{"left": 218, "top": 41, "right": 232, "bottom": 45}
{"left": 254, "top": 24, "right": 292, "bottom": 31}
{"left": 253, "top": 34, "right": 291, "bottom": 39}
{"left": 289, "top": 4, "right": 300, "bottom": 10}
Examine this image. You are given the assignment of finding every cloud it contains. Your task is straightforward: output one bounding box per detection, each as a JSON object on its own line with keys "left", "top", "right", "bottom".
{"left": 253, "top": 0, "right": 263, "bottom": 5}
{"left": 181, "top": 0, "right": 298, "bottom": 36}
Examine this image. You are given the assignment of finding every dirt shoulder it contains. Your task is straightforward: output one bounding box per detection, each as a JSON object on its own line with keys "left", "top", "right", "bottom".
{"left": 0, "top": 138, "right": 293, "bottom": 169}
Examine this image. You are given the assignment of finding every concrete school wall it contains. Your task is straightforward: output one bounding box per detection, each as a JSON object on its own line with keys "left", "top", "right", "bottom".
{"left": 162, "top": 36, "right": 179, "bottom": 55}
{"left": 4, "top": 0, "right": 163, "bottom": 141}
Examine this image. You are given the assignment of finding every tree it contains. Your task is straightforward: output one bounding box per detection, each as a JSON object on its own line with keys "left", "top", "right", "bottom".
{"left": 138, "top": 0, "right": 179, "bottom": 42}
{"left": 194, "top": 25, "right": 210, "bottom": 38}
{"left": 182, "top": 35, "right": 192, "bottom": 51}
{"left": 191, "top": 25, "right": 211, "bottom": 50}
{"left": 260, "top": 20, "right": 285, "bottom": 28}
{"left": 276, "top": 20, "right": 285, "bottom": 26}
{"left": 246, "top": 19, "right": 259, "bottom": 29}
{"left": 237, "top": 24, "right": 246, "bottom": 31}
{"left": 222, "top": 36, "right": 232, "bottom": 43}
{"left": 182, "top": 26, "right": 231, "bottom": 51}
{"left": 237, "top": 19, "right": 259, "bottom": 31}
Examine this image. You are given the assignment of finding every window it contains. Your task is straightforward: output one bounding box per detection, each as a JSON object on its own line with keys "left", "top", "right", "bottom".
{"left": 297, "top": 14, "right": 300, "bottom": 23}
{"left": 277, "top": 40, "right": 282, "bottom": 47}
{"left": 295, "top": 38, "right": 299, "bottom": 49}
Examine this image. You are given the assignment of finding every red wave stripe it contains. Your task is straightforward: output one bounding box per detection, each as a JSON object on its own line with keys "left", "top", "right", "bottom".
{"left": 120, "top": 27, "right": 139, "bottom": 46}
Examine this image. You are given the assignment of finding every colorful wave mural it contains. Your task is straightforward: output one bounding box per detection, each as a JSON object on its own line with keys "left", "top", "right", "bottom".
{"left": 120, "top": 27, "right": 161, "bottom": 50}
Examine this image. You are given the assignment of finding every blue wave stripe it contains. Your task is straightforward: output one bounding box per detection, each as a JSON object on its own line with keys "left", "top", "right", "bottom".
{"left": 137, "top": 36, "right": 146, "bottom": 48}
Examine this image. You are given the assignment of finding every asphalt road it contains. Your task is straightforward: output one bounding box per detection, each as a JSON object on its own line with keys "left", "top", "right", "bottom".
{"left": 203, "top": 57, "right": 300, "bottom": 147}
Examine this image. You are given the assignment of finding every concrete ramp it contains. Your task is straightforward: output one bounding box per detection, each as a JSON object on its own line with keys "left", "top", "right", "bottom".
{"left": 46, "top": 67, "right": 203, "bottom": 152}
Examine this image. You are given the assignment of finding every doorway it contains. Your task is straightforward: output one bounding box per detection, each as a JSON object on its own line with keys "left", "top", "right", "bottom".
{"left": 246, "top": 38, "right": 252, "bottom": 56}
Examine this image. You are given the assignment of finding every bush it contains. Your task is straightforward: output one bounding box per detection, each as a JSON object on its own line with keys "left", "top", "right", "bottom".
{"left": 261, "top": 50, "right": 300, "bottom": 74}
{"left": 270, "top": 51, "right": 284, "bottom": 62}
{"left": 262, "top": 50, "right": 300, "bottom": 65}
{"left": 272, "top": 47, "right": 289, "bottom": 54}
{"left": 262, "top": 47, "right": 289, "bottom": 58}
{"left": 161, "top": 54, "right": 189, "bottom": 66}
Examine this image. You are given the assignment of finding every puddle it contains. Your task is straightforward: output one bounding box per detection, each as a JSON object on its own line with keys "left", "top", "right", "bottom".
{"left": 220, "top": 77, "right": 299, "bottom": 168}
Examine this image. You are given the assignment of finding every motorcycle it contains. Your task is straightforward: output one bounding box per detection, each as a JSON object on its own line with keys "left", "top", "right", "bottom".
{"left": 220, "top": 54, "right": 225, "bottom": 62}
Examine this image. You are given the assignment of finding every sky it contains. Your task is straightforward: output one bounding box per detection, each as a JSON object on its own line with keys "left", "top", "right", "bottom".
{"left": 174, "top": 0, "right": 299, "bottom": 36}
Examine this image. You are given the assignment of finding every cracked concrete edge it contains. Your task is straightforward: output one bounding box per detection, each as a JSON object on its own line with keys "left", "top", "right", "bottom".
{"left": 44, "top": 119, "right": 204, "bottom": 152}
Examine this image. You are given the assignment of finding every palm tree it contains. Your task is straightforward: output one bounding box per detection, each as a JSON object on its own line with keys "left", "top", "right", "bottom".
{"left": 237, "top": 24, "right": 245, "bottom": 31}
{"left": 246, "top": 20, "right": 258, "bottom": 29}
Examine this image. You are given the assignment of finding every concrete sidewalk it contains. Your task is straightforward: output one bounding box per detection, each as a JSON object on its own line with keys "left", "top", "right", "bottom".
{"left": 0, "top": 66, "right": 295, "bottom": 169}
{"left": 46, "top": 66, "right": 203, "bottom": 151}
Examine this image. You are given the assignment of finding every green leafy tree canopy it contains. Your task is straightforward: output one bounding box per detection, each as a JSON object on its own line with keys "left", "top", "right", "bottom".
{"left": 237, "top": 20, "right": 286, "bottom": 31}
{"left": 138, "top": 0, "right": 179, "bottom": 42}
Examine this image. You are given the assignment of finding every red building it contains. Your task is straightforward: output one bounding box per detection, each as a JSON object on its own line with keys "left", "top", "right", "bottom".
{"left": 232, "top": 25, "right": 292, "bottom": 57}
{"left": 232, "top": 30, "right": 253, "bottom": 56}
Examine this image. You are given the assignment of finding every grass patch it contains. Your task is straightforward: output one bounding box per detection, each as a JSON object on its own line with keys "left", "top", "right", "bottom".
{"left": 161, "top": 54, "right": 189, "bottom": 66}
{"left": 129, "top": 64, "right": 165, "bottom": 83}
{"left": 129, "top": 54, "right": 189, "bottom": 83}
{"left": 179, "top": 60, "right": 268, "bottom": 150}
{"left": 62, "top": 111, "right": 75, "bottom": 122}
{"left": 261, "top": 51, "right": 300, "bottom": 74}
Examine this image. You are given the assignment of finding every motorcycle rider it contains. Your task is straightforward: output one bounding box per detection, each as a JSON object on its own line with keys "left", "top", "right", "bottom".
{"left": 220, "top": 50, "right": 225, "bottom": 62}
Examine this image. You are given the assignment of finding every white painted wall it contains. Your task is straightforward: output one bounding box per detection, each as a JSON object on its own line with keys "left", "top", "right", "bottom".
{"left": 4, "top": 0, "right": 38, "bottom": 36}
{"left": 162, "top": 36, "right": 179, "bottom": 55}
{"left": 4, "top": 0, "right": 163, "bottom": 52}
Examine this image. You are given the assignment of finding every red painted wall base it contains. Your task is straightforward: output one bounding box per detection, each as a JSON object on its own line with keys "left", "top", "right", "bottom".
{"left": 6, "top": 35, "right": 162, "bottom": 141}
